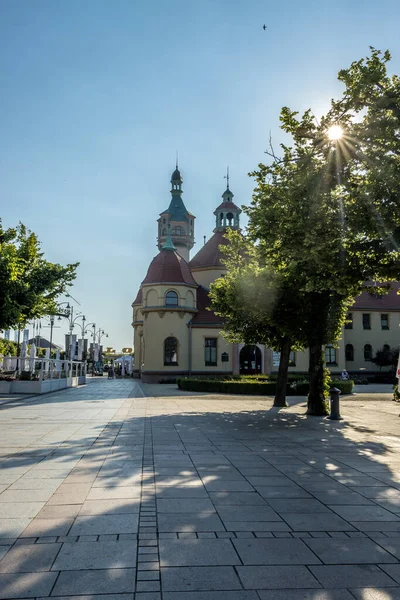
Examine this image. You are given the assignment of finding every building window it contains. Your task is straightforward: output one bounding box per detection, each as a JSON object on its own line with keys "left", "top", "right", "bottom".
{"left": 345, "top": 313, "right": 353, "bottom": 329}
{"left": 171, "top": 226, "right": 185, "bottom": 236}
{"left": 345, "top": 344, "right": 354, "bottom": 361}
{"left": 381, "top": 314, "right": 389, "bottom": 330}
{"left": 226, "top": 212, "right": 234, "bottom": 226}
{"left": 289, "top": 350, "right": 296, "bottom": 366}
{"left": 204, "top": 338, "right": 217, "bottom": 366}
{"left": 383, "top": 344, "right": 390, "bottom": 352}
{"left": 362, "top": 313, "right": 371, "bottom": 329}
{"left": 165, "top": 291, "right": 178, "bottom": 306}
{"left": 364, "top": 344, "right": 373, "bottom": 361}
{"left": 325, "top": 345, "right": 337, "bottom": 365}
{"left": 161, "top": 228, "right": 166, "bottom": 236}
{"left": 164, "top": 337, "right": 178, "bottom": 365}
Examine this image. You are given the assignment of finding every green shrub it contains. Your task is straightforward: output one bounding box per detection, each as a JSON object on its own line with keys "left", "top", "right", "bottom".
{"left": 329, "top": 379, "right": 354, "bottom": 394}
{"left": 177, "top": 378, "right": 276, "bottom": 395}
{"left": 177, "top": 377, "right": 354, "bottom": 396}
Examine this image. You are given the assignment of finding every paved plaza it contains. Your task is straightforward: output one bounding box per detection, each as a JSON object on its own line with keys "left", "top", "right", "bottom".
{"left": 0, "top": 379, "right": 399, "bottom": 599}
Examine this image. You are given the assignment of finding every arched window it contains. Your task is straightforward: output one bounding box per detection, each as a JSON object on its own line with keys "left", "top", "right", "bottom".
{"left": 364, "top": 344, "right": 373, "bottom": 361}
{"left": 165, "top": 291, "right": 178, "bottom": 306}
{"left": 383, "top": 344, "right": 390, "bottom": 352}
{"left": 164, "top": 337, "right": 178, "bottom": 365}
{"left": 325, "top": 345, "right": 337, "bottom": 365}
{"left": 226, "top": 212, "right": 234, "bottom": 226}
{"left": 345, "top": 344, "right": 354, "bottom": 361}
{"left": 171, "top": 226, "right": 185, "bottom": 236}
{"left": 161, "top": 228, "right": 166, "bottom": 236}
{"left": 220, "top": 213, "right": 223, "bottom": 226}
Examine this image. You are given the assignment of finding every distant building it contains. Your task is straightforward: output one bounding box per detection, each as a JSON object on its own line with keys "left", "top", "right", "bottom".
{"left": 132, "top": 167, "right": 400, "bottom": 382}
{"left": 28, "top": 337, "right": 62, "bottom": 351}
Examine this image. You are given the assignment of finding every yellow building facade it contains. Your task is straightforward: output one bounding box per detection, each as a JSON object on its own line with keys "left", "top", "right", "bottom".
{"left": 132, "top": 168, "right": 400, "bottom": 382}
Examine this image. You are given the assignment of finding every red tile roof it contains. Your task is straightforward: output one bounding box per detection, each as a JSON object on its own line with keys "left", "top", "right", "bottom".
{"left": 142, "top": 249, "right": 197, "bottom": 286}
{"left": 189, "top": 231, "right": 230, "bottom": 269}
{"left": 191, "top": 286, "right": 223, "bottom": 325}
{"left": 133, "top": 287, "right": 142, "bottom": 305}
{"left": 353, "top": 282, "right": 400, "bottom": 310}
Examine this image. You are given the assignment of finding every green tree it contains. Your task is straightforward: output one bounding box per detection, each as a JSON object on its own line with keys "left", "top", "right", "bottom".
{"left": 210, "top": 231, "right": 310, "bottom": 407}
{"left": 0, "top": 222, "right": 78, "bottom": 331}
{"left": 246, "top": 48, "right": 400, "bottom": 415}
{"left": 372, "top": 346, "right": 397, "bottom": 371}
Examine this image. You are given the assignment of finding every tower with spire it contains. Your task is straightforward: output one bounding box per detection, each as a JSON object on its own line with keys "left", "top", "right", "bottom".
{"left": 213, "top": 168, "right": 241, "bottom": 232}
{"left": 157, "top": 165, "right": 195, "bottom": 262}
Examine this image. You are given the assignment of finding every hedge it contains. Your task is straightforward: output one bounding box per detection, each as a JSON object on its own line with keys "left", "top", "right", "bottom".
{"left": 177, "top": 378, "right": 354, "bottom": 396}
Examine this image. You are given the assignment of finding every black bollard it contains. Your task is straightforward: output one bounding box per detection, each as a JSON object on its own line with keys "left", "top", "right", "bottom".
{"left": 328, "top": 387, "right": 343, "bottom": 420}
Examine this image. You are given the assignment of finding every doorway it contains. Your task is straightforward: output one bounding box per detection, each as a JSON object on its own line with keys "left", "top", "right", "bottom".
{"left": 239, "top": 345, "right": 262, "bottom": 374}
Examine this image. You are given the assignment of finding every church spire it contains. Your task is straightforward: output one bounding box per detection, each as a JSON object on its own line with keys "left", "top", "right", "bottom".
{"left": 157, "top": 164, "right": 196, "bottom": 262}
{"left": 213, "top": 169, "right": 241, "bottom": 232}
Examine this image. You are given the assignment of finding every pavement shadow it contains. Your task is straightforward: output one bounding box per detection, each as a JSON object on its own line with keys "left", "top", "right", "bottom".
{"left": 0, "top": 379, "right": 399, "bottom": 597}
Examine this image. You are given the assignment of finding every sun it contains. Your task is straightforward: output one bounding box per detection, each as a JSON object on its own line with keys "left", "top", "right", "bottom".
{"left": 327, "top": 125, "right": 344, "bottom": 141}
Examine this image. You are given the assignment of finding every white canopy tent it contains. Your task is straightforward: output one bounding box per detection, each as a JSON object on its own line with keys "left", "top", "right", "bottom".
{"left": 113, "top": 355, "right": 133, "bottom": 375}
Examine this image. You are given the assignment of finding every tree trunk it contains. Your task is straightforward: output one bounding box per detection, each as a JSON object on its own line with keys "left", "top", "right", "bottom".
{"left": 307, "top": 342, "right": 329, "bottom": 416}
{"left": 274, "top": 337, "right": 291, "bottom": 407}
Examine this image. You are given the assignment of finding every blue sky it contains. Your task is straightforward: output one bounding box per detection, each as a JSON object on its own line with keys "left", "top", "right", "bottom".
{"left": 1, "top": 0, "right": 399, "bottom": 351}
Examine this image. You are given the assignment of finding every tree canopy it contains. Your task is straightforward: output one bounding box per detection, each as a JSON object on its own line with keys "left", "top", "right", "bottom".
{"left": 0, "top": 221, "right": 79, "bottom": 332}
{"left": 211, "top": 48, "right": 400, "bottom": 415}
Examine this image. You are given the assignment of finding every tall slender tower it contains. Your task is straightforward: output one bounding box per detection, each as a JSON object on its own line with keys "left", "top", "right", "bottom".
{"left": 157, "top": 165, "right": 195, "bottom": 262}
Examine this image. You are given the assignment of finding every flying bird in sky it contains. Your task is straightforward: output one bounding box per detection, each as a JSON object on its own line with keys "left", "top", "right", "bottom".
{"left": 263, "top": 24, "right": 267, "bottom": 30}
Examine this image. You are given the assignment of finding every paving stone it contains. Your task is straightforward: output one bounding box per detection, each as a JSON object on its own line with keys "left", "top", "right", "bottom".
{"left": 136, "top": 580, "right": 161, "bottom": 592}
{"left": 257, "top": 591, "right": 355, "bottom": 599}
{"left": 20, "top": 517, "right": 74, "bottom": 537}
{"left": 257, "top": 486, "right": 313, "bottom": 499}
{"left": 158, "top": 512, "right": 225, "bottom": 532}
{"left": 38, "top": 596, "right": 134, "bottom": 600}
{"left": 52, "top": 568, "right": 137, "bottom": 595}
{"left": 138, "top": 561, "right": 160, "bottom": 570}
{"left": 203, "top": 481, "right": 255, "bottom": 492}
{"left": 79, "top": 499, "right": 140, "bottom": 515}
{"left": 52, "top": 540, "right": 137, "bottom": 570}
{"left": 155, "top": 487, "right": 209, "bottom": 498}
{"left": 331, "top": 505, "right": 400, "bottom": 522}
{"left": 281, "top": 513, "right": 354, "bottom": 531}
{"left": 350, "top": 589, "right": 400, "bottom": 599}
{"left": 159, "top": 538, "right": 240, "bottom": 566}
{"left": 379, "top": 564, "right": 400, "bottom": 584}
{"left": 157, "top": 498, "right": 215, "bottom": 513}
{"left": 353, "top": 522, "right": 400, "bottom": 532}
{"left": 304, "top": 537, "right": 398, "bottom": 564}
{"left": 267, "top": 498, "right": 331, "bottom": 513}
{"left": 0, "top": 518, "right": 33, "bottom": 538}
{"left": 0, "top": 571, "right": 58, "bottom": 598}
{"left": 87, "top": 487, "right": 141, "bottom": 499}
{"left": 216, "top": 506, "right": 282, "bottom": 522}
{"left": 37, "top": 504, "right": 81, "bottom": 519}
{"left": 233, "top": 538, "right": 321, "bottom": 565}
{"left": 70, "top": 514, "right": 139, "bottom": 536}
{"left": 161, "top": 566, "right": 242, "bottom": 591}
{"left": 137, "top": 570, "right": 160, "bottom": 580}
{"left": 312, "top": 491, "right": 374, "bottom": 505}
{"left": 209, "top": 492, "right": 268, "bottom": 506}
{"left": 236, "top": 565, "right": 321, "bottom": 589}
{"left": 309, "top": 565, "right": 397, "bottom": 588}
{"left": 223, "top": 521, "right": 291, "bottom": 532}
{"left": 162, "top": 593, "right": 259, "bottom": 600}
{"left": 0, "top": 542, "right": 62, "bottom": 573}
